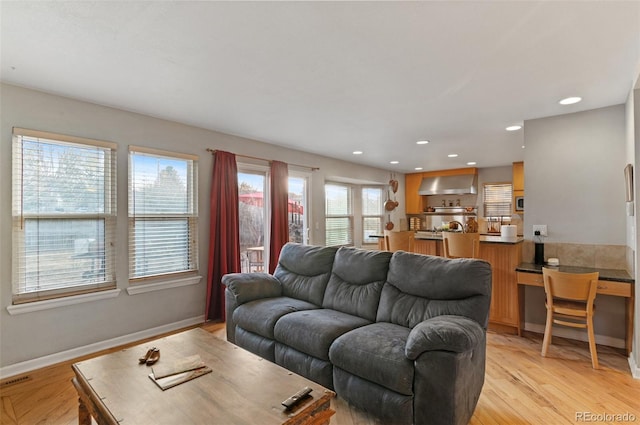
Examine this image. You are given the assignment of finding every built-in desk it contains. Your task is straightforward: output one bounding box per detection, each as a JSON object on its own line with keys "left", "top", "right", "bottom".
{"left": 516, "top": 263, "right": 634, "bottom": 355}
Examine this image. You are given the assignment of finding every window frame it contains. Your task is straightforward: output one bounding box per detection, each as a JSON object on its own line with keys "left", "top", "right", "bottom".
{"left": 128, "top": 146, "right": 199, "bottom": 284}
{"left": 361, "top": 186, "right": 385, "bottom": 245}
{"left": 288, "top": 171, "right": 311, "bottom": 245}
{"left": 237, "top": 164, "right": 271, "bottom": 273}
{"left": 325, "top": 182, "right": 354, "bottom": 247}
{"left": 483, "top": 182, "right": 513, "bottom": 219}
{"left": 11, "top": 128, "right": 117, "bottom": 304}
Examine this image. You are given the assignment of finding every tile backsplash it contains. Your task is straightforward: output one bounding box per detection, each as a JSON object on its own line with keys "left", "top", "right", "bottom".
{"left": 522, "top": 240, "right": 630, "bottom": 272}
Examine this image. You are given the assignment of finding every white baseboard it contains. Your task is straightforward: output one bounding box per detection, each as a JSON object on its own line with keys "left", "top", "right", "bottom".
{"left": 629, "top": 352, "right": 640, "bottom": 379}
{"left": 524, "top": 322, "right": 625, "bottom": 349}
{"left": 0, "top": 315, "right": 205, "bottom": 380}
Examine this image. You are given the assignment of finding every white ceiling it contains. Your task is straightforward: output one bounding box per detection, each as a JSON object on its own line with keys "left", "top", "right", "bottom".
{"left": 2, "top": 1, "right": 639, "bottom": 173}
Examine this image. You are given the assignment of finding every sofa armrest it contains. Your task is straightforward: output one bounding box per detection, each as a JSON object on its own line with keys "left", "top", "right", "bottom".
{"left": 405, "top": 315, "right": 485, "bottom": 360}
{"left": 222, "top": 273, "right": 282, "bottom": 306}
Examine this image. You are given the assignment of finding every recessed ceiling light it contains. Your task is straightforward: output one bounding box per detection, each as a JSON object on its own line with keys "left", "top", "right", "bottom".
{"left": 390, "top": 160, "right": 399, "bottom": 164}
{"left": 416, "top": 140, "right": 429, "bottom": 145}
{"left": 448, "top": 154, "right": 458, "bottom": 158}
{"left": 506, "top": 125, "right": 522, "bottom": 131}
{"left": 415, "top": 167, "right": 423, "bottom": 170}
{"left": 559, "top": 96, "right": 582, "bottom": 105}
{"left": 352, "top": 150, "right": 363, "bottom": 155}
{"left": 467, "top": 162, "right": 476, "bottom": 165}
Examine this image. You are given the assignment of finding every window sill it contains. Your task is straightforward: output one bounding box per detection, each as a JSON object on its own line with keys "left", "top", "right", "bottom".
{"left": 126, "top": 275, "right": 202, "bottom": 295}
{"left": 7, "top": 288, "right": 121, "bottom": 315}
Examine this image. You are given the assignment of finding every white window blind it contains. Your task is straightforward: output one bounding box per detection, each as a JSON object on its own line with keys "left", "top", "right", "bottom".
{"left": 12, "top": 128, "right": 117, "bottom": 303}
{"left": 128, "top": 146, "right": 198, "bottom": 281}
{"left": 362, "top": 187, "right": 383, "bottom": 244}
{"left": 483, "top": 183, "right": 513, "bottom": 217}
{"left": 325, "top": 183, "right": 353, "bottom": 246}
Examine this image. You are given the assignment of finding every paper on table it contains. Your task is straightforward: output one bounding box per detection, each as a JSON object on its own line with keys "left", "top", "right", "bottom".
{"left": 149, "top": 366, "right": 212, "bottom": 391}
{"left": 151, "top": 354, "right": 206, "bottom": 379}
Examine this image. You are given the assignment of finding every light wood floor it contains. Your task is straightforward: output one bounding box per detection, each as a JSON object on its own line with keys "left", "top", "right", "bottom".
{"left": 1, "top": 323, "right": 639, "bottom": 425}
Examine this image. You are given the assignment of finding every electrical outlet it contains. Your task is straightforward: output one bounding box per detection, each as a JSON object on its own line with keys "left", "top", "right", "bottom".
{"left": 532, "top": 225, "right": 547, "bottom": 237}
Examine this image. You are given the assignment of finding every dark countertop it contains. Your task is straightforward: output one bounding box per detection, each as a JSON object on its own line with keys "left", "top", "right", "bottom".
{"left": 416, "top": 233, "right": 524, "bottom": 244}
{"left": 516, "top": 262, "right": 634, "bottom": 283}
{"left": 373, "top": 233, "right": 523, "bottom": 244}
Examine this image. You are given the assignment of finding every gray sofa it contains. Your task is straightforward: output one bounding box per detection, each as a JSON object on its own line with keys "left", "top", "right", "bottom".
{"left": 222, "top": 243, "right": 492, "bottom": 425}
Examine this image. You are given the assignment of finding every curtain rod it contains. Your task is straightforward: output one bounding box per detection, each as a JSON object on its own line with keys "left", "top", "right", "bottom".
{"left": 206, "top": 148, "right": 319, "bottom": 171}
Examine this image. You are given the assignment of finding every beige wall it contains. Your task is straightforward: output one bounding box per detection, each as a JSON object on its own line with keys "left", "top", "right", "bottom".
{"left": 632, "top": 84, "right": 640, "bottom": 376}
{"left": 0, "top": 84, "right": 400, "bottom": 373}
{"left": 522, "top": 105, "right": 629, "bottom": 347}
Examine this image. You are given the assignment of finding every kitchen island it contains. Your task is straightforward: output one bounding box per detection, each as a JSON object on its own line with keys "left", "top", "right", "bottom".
{"left": 374, "top": 232, "right": 524, "bottom": 332}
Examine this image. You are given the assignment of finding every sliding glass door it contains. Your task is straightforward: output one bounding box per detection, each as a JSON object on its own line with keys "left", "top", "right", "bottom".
{"left": 237, "top": 169, "right": 309, "bottom": 272}
{"left": 288, "top": 175, "right": 308, "bottom": 245}
{"left": 238, "top": 170, "right": 267, "bottom": 273}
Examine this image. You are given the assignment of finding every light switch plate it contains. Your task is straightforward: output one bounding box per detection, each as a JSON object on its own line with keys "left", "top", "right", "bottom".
{"left": 532, "top": 225, "right": 547, "bottom": 237}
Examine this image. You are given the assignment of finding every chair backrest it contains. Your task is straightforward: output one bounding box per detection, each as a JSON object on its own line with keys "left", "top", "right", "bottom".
{"left": 542, "top": 267, "right": 599, "bottom": 311}
{"left": 442, "top": 232, "right": 480, "bottom": 258}
{"left": 384, "top": 230, "right": 415, "bottom": 252}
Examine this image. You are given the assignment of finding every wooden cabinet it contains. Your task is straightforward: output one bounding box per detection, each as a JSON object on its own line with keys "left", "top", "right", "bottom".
{"left": 405, "top": 173, "right": 424, "bottom": 214}
{"left": 479, "top": 242, "right": 522, "bottom": 332}
{"left": 413, "top": 239, "right": 439, "bottom": 256}
{"left": 405, "top": 167, "right": 479, "bottom": 215}
{"left": 512, "top": 161, "right": 524, "bottom": 191}
{"left": 512, "top": 161, "right": 524, "bottom": 214}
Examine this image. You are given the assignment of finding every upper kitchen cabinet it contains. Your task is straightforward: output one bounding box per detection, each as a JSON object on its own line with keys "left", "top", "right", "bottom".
{"left": 512, "top": 161, "right": 524, "bottom": 214}
{"left": 405, "top": 173, "right": 424, "bottom": 214}
{"left": 405, "top": 167, "right": 478, "bottom": 214}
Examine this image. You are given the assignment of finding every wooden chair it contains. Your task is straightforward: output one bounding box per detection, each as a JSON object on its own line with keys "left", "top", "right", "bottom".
{"left": 384, "top": 230, "right": 415, "bottom": 252}
{"left": 541, "top": 267, "right": 600, "bottom": 369}
{"left": 442, "top": 232, "right": 480, "bottom": 258}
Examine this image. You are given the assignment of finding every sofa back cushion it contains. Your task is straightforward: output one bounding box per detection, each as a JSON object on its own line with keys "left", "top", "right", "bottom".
{"left": 274, "top": 243, "right": 339, "bottom": 305}
{"left": 376, "top": 251, "right": 492, "bottom": 328}
{"left": 322, "top": 247, "right": 392, "bottom": 321}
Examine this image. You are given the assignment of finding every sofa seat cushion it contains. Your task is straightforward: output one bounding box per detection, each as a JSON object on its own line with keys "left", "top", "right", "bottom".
{"left": 329, "top": 322, "right": 413, "bottom": 396}
{"left": 276, "top": 344, "right": 334, "bottom": 390}
{"left": 274, "top": 309, "right": 371, "bottom": 361}
{"left": 333, "top": 368, "right": 413, "bottom": 425}
{"left": 233, "top": 297, "right": 319, "bottom": 339}
{"left": 235, "top": 328, "right": 277, "bottom": 362}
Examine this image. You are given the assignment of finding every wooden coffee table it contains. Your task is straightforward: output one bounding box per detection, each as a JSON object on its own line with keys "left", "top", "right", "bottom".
{"left": 72, "top": 328, "right": 335, "bottom": 425}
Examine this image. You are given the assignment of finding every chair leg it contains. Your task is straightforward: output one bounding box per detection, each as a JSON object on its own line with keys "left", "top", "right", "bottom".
{"left": 586, "top": 317, "right": 599, "bottom": 369}
{"left": 541, "top": 309, "right": 553, "bottom": 357}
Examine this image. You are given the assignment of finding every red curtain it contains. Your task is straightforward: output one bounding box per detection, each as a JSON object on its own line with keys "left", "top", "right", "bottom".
{"left": 269, "top": 161, "right": 289, "bottom": 273}
{"left": 206, "top": 151, "right": 240, "bottom": 321}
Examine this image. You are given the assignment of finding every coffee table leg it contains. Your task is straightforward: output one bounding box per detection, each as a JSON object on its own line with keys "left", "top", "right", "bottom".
{"left": 78, "top": 396, "right": 92, "bottom": 425}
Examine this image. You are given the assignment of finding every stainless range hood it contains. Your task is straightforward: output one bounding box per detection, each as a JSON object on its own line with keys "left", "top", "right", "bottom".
{"left": 418, "top": 174, "right": 478, "bottom": 195}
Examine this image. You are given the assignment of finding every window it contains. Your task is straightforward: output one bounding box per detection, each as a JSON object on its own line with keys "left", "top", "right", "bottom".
{"left": 238, "top": 169, "right": 267, "bottom": 272}
{"left": 12, "top": 128, "right": 117, "bottom": 303}
{"left": 483, "top": 183, "right": 513, "bottom": 218}
{"left": 361, "top": 187, "right": 383, "bottom": 244}
{"left": 288, "top": 175, "right": 308, "bottom": 244}
{"left": 325, "top": 183, "right": 353, "bottom": 246}
{"left": 129, "top": 147, "right": 198, "bottom": 281}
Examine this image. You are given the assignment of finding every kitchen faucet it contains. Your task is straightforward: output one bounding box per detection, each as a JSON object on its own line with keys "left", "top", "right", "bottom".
{"left": 450, "top": 221, "right": 465, "bottom": 233}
